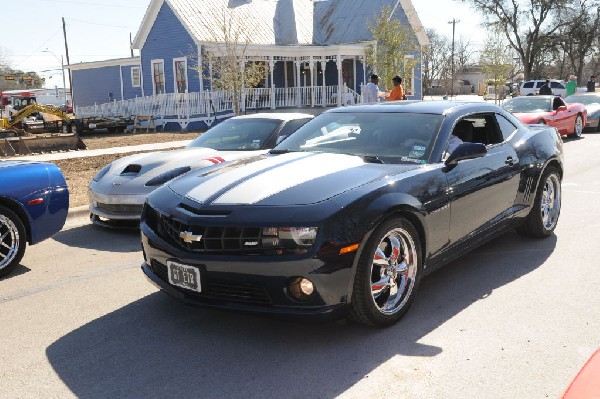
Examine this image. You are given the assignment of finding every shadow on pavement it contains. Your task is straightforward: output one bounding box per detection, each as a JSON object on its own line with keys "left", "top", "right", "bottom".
{"left": 52, "top": 223, "right": 140, "bottom": 253}
{"left": 46, "top": 231, "right": 556, "bottom": 398}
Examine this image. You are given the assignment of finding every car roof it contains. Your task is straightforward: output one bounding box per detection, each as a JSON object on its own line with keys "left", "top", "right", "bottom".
{"left": 231, "top": 113, "right": 314, "bottom": 121}
{"left": 326, "top": 100, "right": 503, "bottom": 115}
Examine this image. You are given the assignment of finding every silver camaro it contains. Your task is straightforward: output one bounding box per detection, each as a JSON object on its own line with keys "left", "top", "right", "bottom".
{"left": 88, "top": 113, "right": 313, "bottom": 227}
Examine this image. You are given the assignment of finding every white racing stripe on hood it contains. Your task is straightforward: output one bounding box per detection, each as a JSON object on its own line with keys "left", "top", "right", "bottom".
{"left": 214, "top": 153, "right": 364, "bottom": 205}
{"left": 185, "top": 152, "right": 309, "bottom": 204}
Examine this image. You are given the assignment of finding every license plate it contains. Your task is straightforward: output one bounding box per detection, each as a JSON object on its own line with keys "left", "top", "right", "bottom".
{"left": 89, "top": 123, "right": 97, "bottom": 129}
{"left": 167, "top": 261, "right": 201, "bottom": 292}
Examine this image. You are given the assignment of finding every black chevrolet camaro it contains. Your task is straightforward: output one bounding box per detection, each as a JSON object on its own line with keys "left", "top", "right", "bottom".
{"left": 140, "top": 101, "right": 564, "bottom": 327}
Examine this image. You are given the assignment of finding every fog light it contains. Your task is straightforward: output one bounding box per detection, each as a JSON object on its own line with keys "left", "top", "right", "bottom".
{"left": 289, "top": 277, "right": 314, "bottom": 301}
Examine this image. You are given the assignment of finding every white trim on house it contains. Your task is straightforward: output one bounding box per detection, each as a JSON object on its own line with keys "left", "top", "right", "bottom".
{"left": 131, "top": 66, "right": 141, "bottom": 88}
{"left": 172, "top": 57, "right": 188, "bottom": 93}
{"left": 67, "top": 57, "right": 140, "bottom": 71}
{"left": 132, "top": 0, "right": 164, "bottom": 49}
{"left": 398, "top": 0, "right": 430, "bottom": 47}
{"left": 151, "top": 59, "right": 166, "bottom": 95}
{"left": 119, "top": 65, "right": 124, "bottom": 100}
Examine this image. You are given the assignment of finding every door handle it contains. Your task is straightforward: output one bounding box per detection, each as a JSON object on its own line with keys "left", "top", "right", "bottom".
{"left": 505, "top": 156, "right": 515, "bottom": 166}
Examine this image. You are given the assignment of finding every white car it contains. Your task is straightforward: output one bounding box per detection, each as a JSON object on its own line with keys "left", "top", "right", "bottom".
{"left": 88, "top": 113, "right": 313, "bottom": 227}
{"left": 519, "top": 79, "right": 567, "bottom": 97}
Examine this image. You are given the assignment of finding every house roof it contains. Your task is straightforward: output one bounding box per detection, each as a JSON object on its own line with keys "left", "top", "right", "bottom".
{"left": 132, "top": 0, "right": 428, "bottom": 49}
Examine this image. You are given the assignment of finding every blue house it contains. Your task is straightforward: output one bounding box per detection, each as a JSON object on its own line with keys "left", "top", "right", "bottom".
{"left": 69, "top": 0, "right": 428, "bottom": 130}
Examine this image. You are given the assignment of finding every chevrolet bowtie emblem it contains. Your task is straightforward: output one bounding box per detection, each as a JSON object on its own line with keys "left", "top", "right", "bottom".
{"left": 179, "top": 231, "right": 203, "bottom": 243}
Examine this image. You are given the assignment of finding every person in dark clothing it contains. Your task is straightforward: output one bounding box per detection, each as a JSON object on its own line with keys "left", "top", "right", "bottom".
{"left": 538, "top": 79, "right": 553, "bottom": 95}
{"left": 587, "top": 76, "right": 596, "bottom": 92}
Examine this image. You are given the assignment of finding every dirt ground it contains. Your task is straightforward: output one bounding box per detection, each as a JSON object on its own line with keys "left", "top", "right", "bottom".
{"left": 52, "top": 130, "right": 202, "bottom": 207}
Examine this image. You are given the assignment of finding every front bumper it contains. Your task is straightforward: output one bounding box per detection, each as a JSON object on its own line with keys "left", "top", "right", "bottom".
{"left": 140, "top": 222, "right": 353, "bottom": 321}
{"left": 88, "top": 188, "right": 147, "bottom": 221}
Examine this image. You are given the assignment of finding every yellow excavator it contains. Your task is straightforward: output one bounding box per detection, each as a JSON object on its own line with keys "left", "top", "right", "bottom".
{"left": 0, "top": 103, "right": 86, "bottom": 156}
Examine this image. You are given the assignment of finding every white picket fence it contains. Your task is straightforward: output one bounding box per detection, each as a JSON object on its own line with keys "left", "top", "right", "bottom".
{"left": 76, "top": 85, "right": 362, "bottom": 130}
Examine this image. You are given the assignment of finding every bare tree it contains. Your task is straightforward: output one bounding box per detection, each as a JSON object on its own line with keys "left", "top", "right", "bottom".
{"left": 194, "top": 7, "right": 266, "bottom": 115}
{"left": 458, "top": 0, "right": 569, "bottom": 80}
{"left": 556, "top": 0, "right": 600, "bottom": 84}
{"left": 422, "top": 29, "right": 451, "bottom": 90}
{"left": 365, "top": 6, "right": 421, "bottom": 92}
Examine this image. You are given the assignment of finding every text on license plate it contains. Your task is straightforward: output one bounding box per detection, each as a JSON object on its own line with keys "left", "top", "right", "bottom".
{"left": 167, "top": 261, "right": 201, "bottom": 292}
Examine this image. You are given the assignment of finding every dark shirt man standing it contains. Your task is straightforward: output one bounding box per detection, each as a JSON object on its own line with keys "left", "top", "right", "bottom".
{"left": 538, "top": 79, "right": 553, "bottom": 95}
{"left": 587, "top": 76, "right": 596, "bottom": 92}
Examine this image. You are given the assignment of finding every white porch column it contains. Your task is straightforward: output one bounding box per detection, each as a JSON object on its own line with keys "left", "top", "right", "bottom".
{"left": 353, "top": 57, "right": 357, "bottom": 92}
{"left": 336, "top": 55, "right": 343, "bottom": 107}
{"left": 240, "top": 60, "right": 246, "bottom": 113}
{"left": 269, "top": 57, "right": 276, "bottom": 109}
{"left": 309, "top": 56, "right": 315, "bottom": 107}
{"left": 295, "top": 60, "right": 302, "bottom": 107}
{"left": 320, "top": 60, "right": 326, "bottom": 107}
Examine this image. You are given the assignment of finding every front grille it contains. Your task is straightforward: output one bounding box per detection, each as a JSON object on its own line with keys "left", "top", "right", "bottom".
{"left": 150, "top": 260, "right": 272, "bottom": 305}
{"left": 143, "top": 204, "right": 309, "bottom": 256}
{"left": 98, "top": 202, "right": 144, "bottom": 214}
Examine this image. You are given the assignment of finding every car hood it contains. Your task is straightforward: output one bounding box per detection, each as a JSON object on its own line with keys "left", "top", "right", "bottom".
{"left": 92, "top": 147, "right": 268, "bottom": 195}
{"left": 584, "top": 103, "right": 600, "bottom": 115}
{"left": 168, "top": 152, "right": 422, "bottom": 206}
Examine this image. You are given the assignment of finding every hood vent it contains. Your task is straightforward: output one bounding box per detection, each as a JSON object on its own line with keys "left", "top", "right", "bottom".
{"left": 178, "top": 203, "right": 231, "bottom": 217}
{"left": 121, "top": 164, "right": 142, "bottom": 175}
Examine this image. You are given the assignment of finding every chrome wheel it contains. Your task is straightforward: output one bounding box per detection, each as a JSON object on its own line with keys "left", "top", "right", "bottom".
{"left": 0, "top": 213, "right": 21, "bottom": 272}
{"left": 350, "top": 217, "right": 422, "bottom": 326}
{"left": 574, "top": 115, "right": 583, "bottom": 138}
{"left": 541, "top": 173, "right": 561, "bottom": 231}
{"left": 370, "top": 227, "right": 418, "bottom": 315}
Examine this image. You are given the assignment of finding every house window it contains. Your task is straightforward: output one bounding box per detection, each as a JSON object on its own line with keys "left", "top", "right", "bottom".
{"left": 173, "top": 57, "right": 188, "bottom": 93}
{"left": 131, "top": 67, "right": 141, "bottom": 87}
{"left": 152, "top": 59, "right": 165, "bottom": 95}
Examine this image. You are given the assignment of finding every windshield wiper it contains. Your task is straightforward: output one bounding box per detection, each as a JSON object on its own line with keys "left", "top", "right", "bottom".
{"left": 362, "top": 155, "right": 385, "bottom": 164}
{"left": 269, "top": 149, "right": 293, "bottom": 154}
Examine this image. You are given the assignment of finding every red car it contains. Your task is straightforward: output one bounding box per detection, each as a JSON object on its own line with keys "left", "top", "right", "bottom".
{"left": 502, "top": 95, "right": 586, "bottom": 138}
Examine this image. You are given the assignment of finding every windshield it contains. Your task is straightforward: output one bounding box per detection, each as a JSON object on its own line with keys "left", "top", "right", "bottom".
{"left": 272, "top": 112, "right": 443, "bottom": 164}
{"left": 565, "top": 95, "right": 600, "bottom": 106}
{"left": 502, "top": 97, "right": 552, "bottom": 113}
{"left": 187, "top": 118, "right": 281, "bottom": 150}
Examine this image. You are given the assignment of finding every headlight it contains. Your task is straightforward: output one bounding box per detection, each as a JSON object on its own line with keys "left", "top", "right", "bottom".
{"left": 262, "top": 227, "right": 318, "bottom": 248}
{"left": 92, "top": 164, "right": 111, "bottom": 182}
{"left": 145, "top": 166, "right": 191, "bottom": 187}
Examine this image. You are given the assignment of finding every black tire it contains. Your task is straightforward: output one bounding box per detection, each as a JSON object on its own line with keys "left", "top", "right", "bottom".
{"left": 349, "top": 216, "right": 422, "bottom": 327}
{"left": 573, "top": 114, "right": 583, "bottom": 138}
{"left": 0, "top": 205, "right": 27, "bottom": 278}
{"left": 516, "top": 166, "right": 561, "bottom": 238}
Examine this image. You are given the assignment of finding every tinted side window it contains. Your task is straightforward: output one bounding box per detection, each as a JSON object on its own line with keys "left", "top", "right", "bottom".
{"left": 535, "top": 81, "right": 545, "bottom": 88}
{"left": 496, "top": 114, "right": 518, "bottom": 141}
{"left": 523, "top": 82, "right": 534, "bottom": 88}
{"left": 550, "top": 81, "right": 565, "bottom": 89}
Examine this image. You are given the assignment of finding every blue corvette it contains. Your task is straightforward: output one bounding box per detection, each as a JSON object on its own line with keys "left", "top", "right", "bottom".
{"left": 140, "top": 101, "right": 563, "bottom": 327}
{"left": 0, "top": 160, "right": 69, "bottom": 277}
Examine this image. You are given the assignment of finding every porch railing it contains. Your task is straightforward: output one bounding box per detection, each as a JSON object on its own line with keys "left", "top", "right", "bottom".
{"left": 75, "top": 85, "right": 362, "bottom": 124}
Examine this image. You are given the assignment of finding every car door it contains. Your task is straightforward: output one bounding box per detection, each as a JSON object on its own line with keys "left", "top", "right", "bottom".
{"left": 444, "top": 113, "right": 521, "bottom": 244}
{"left": 551, "top": 97, "right": 574, "bottom": 133}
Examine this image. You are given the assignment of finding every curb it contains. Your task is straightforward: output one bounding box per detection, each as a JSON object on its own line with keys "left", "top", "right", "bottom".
{"left": 67, "top": 205, "right": 89, "bottom": 220}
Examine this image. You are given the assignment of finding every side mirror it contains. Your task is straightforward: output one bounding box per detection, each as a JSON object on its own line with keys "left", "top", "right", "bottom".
{"left": 444, "top": 143, "right": 487, "bottom": 167}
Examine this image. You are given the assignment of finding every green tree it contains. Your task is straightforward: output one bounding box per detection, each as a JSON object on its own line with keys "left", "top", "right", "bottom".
{"left": 364, "top": 6, "right": 421, "bottom": 92}
{"left": 480, "top": 29, "right": 513, "bottom": 102}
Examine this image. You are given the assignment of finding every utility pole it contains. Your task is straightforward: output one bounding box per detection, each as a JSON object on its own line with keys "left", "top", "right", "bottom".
{"left": 448, "top": 18, "right": 460, "bottom": 98}
{"left": 130, "top": 32, "right": 134, "bottom": 58}
{"left": 62, "top": 17, "right": 73, "bottom": 107}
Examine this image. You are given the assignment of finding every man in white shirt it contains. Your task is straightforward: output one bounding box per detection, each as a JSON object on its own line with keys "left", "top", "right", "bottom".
{"left": 365, "top": 74, "right": 384, "bottom": 103}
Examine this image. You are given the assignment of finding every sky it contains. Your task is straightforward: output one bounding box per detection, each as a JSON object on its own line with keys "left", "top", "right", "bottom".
{"left": 1, "top": 0, "right": 484, "bottom": 89}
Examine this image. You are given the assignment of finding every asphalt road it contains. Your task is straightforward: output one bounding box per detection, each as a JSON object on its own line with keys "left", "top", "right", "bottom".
{"left": 1, "top": 132, "right": 599, "bottom": 399}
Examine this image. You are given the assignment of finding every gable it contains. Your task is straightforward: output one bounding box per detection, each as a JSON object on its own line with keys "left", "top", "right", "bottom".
{"left": 314, "top": 0, "right": 428, "bottom": 46}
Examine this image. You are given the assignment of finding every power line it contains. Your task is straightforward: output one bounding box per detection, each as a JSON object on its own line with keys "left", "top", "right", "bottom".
{"left": 31, "top": 0, "right": 145, "bottom": 9}
{"left": 65, "top": 17, "right": 133, "bottom": 29}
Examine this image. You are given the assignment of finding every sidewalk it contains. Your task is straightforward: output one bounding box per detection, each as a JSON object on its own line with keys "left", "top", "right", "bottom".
{"left": 14, "top": 139, "right": 193, "bottom": 162}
